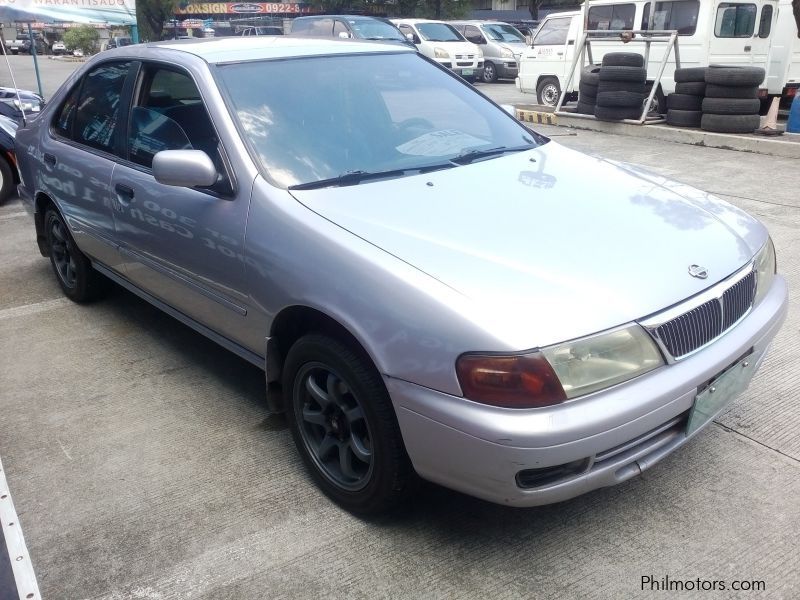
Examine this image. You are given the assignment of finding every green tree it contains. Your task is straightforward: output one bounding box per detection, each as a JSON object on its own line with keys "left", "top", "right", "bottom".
{"left": 63, "top": 26, "right": 99, "bottom": 55}
{"left": 137, "top": 0, "right": 179, "bottom": 42}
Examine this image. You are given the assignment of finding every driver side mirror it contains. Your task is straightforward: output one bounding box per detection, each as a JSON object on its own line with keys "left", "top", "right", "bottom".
{"left": 153, "top": 150, "right": 218, "bottom": 188}
{"left": 338, "top": 31, "right": 351, "bottom": 39}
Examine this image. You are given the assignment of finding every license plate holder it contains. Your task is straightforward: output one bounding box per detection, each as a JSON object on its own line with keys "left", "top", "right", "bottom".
{"left": 687, "top": 354, "right": 755, "bottom": 436}
{"left": 462, "top": 69, "right": 473, "bottom": 76}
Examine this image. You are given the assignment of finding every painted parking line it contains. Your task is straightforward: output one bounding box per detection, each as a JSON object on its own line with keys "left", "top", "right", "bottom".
{"left": 0, "top": 212, "right": 28, "bottom": 222}
{"left": 0, "top": 456, "right": 41, "bottom": 600}
{"left": 0, "top": 298, "right": 71, "bottom": 321}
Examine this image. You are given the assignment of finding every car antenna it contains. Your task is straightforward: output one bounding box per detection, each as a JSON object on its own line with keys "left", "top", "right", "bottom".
{"left": 0, "top": 35, "right": 28, "bottom": 127}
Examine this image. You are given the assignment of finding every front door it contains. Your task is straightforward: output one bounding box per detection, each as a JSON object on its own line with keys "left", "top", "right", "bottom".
{"left": 109, "top": 64, "right": 258, "bottom": 353}
{"left": 523, "top": 16, "right": 574, "bottom": 89}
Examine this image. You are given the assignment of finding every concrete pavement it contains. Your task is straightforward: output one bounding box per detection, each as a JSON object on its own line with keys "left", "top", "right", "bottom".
{"left": 0, "top": 62, "right": 799, "bottom": 600}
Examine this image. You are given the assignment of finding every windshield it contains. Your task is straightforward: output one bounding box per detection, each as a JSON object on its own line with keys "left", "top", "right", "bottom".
{"left": 349, "top": 20, "right": 405, "bottom": 41}
{"left": 483, "top": 24, "right": 526, "bottom": 43}
{"left": 416, "top": 23, "right": 464, "bottom": 42}
{"left": 219, "top": 52, "right": 540, "bottom": 189}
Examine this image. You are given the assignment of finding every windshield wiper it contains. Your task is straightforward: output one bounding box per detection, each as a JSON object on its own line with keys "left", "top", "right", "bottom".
{"left": 449, "top": 144, "right": 534, "bottom": 165}
{"left": 288, "top": 164, "right": 453, "bottom": 191}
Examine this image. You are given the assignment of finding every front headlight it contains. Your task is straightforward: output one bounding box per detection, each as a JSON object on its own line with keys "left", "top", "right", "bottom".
{"left": 753, "top": 238, "right": 776, "bottom": 306}
{"left": 541, "top": 325, "right": 664, "bottom": 399}
{"left": 434, "top": 47, "right": 449, "bottom": 59}
{"left": 455, "top": 325, "right": 664, "bottom": 408}
{"left": 500, "top": 47, "right": 514, "bottom": 58}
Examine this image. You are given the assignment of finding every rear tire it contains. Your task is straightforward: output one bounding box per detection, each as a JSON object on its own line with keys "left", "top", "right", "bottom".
{"left": 674, "top": 67, "right": 707, "bottom": 83}
{"left": 44, "top": 207, "right": 108, "bottom": 302}
{"left": 704, "top": 67, "right": 765, "bottom": 87}
{"left": 598, "top": 66, "right": 647, "bottom": 82}
{"left": 0, "top": 156, "right": 13, "bottom": 204}
{"left": 704, "top": 84, "right": 759, "bottom": 99}
{"left": 283, "top": 334, "right": 416, "bottom": 516}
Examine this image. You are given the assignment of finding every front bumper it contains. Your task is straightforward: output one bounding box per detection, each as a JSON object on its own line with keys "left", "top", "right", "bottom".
{"left": 388, "top": 275, "right": 788, "bottom": 507}
{"left": 495, "top": 61, "right": 519, "bottom": 79}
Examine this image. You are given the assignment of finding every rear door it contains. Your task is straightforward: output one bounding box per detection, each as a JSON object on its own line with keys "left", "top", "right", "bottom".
{"left": 109, "top": 63, "right": 256, "bottom": 351}
{"left": 40, "top": 60, "right": 135, "bottom": 271}
{"left": 709, "top": 0, "right": 775, "bottom": 77}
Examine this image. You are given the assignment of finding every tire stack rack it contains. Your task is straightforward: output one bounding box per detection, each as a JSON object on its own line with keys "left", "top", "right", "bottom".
{"left": 554, "top": 28, "right": 681, "bottom": 125}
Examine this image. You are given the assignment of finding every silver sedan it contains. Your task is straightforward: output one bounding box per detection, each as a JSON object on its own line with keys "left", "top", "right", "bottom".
{"left": 15, "top": 37, "right": 787, "bottom": 514}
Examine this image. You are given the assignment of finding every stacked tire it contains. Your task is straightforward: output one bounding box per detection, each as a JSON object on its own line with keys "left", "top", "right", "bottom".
{"left": 701, "top": 66, "right": 764, "bottom": 134}
{"left": 666, "top": 67, "right": 707, "bottom": 127}
{"left": 594, "top": 53, "right": 646, "bottom": 121}
{"left": 577, "top": 65, "right": 601, "bottom": 115}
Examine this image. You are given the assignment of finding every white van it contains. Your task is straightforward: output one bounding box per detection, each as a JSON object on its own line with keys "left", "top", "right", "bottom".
{"left": 767, "top": 0, "right": 800, "bottom": 103}
{"left": 518, "top": 0, "right": 780, "bottom": 108}
{"left": 393, "top": 19, "right": 485, "bottom": 82}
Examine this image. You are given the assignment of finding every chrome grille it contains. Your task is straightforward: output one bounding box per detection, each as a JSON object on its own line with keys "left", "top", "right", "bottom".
{"left": 655, "top": 300, "right": 722, "bottom": 358}
{"left": 645, "top": 268, "right": 756, "bottom": 360}
{"left": 723, "top": 271, "right": 756, "bottom": 329}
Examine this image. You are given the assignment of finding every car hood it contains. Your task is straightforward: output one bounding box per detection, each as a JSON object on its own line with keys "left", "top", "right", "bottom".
{"left": 431, "top": 41, "right": 480, "bottom": 55}
{"left": 290, "top": 142, "right": 766, "bottom": 348}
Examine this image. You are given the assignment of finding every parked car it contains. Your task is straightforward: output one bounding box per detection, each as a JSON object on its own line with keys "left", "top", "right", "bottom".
{"left": 238, "top": 26, "right": 283, "bottom": 36}
{"left": 450, "top": 20, "right": 528, "bottom": 83}
{"left": 291, "top": 15, "right": 414, "bottom": 48}
{"left": 392, "top": 19, "right": 484, "bottom": 81}
{"left": 51, "top": 41, "right": 67, "bottom": 55}
{"left": 7, "top": 36, "right": 48, "bottom": 55}
{"left": 0, "top": 114, "right": 18, "bottom": 203}
{"left": 106, "top": 36, "right": 133, "bottom": 50}
{"left": 15, "top": 38, "right": 787, "bottom": 515}
{"left": 0, "top": 87, "right": 45, "bottom": 126}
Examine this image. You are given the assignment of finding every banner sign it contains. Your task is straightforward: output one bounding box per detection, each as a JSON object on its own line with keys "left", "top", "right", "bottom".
{"left": 0, "top": 0, "right": 136, "bottom": 25}
{"left": 175, "top": 2, "right": 311, "bottom": 15}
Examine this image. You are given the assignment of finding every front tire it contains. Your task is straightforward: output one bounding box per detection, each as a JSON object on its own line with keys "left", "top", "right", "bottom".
{"left": 283, "top": 334, "right": 415, "bottom": 515}
{"left": 45, "top": 208, "right": 107, "bottom": 302}
{"left": 482, "top": 62, "right": 497, "bottom": 83}
{"left": 536, "top": 77, "right": 561, "bottom": 107}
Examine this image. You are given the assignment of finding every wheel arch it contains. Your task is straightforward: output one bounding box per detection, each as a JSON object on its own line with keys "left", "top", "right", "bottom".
{"left": 33, "top": 191, "right": 57, "bottom": 257}
{"left": 266, "top": 304, "right": 383, "bottom": 410}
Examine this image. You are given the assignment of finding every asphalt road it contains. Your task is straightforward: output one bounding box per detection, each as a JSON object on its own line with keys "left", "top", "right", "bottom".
{"left": 0, "top": 58, "right": 798, "bottom": 599}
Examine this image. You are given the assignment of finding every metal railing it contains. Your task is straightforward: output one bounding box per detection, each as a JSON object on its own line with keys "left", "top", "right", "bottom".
{"left": 554, "top": 29, "right": 682, "bottom": 125}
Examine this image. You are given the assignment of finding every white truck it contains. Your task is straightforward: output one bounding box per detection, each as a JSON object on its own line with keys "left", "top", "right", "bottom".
{"left": 768, "top": 0, "right": 800, "bottom": 104}
{"left": 517, "top": 0, "right": 784, "bottom": 109}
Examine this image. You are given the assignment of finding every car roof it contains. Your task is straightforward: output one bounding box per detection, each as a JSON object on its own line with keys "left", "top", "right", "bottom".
{"left": 136, "top": 36, "right": 413, "bottom": 64}
{"left": 294, "top": 15, "right": 381, "bottom": 21}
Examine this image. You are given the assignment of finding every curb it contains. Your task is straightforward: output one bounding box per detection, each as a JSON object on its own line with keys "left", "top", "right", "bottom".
{"left": 517, "top": 109, "right": 558, "bottom": 125}
{"left": 516, "top": 108, "right": 800, "bottom": 159}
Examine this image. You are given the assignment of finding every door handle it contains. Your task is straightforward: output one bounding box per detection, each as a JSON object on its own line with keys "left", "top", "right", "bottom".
{"left": 43, "top": 153, "right": 56, "bottom": 167}
{"left": 557, "top": 52, "right": 564, "bottom": 56}
{"left": 744, "top": 45, "right": 751, "bottom": 52}
{"left": 115, "top": 183, "right": 135, "bottom": 205}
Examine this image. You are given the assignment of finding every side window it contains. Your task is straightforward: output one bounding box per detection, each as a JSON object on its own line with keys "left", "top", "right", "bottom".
{"left": 52, "top": 83, "right": 80, "bottom": 139}
{"left": 642, "top": 1, "right": 700, "bottom": 35}
{"left": 758, "top": 5, "right": 773, "bottom": 38}
{"left": 333, "top": 20, "right": 348, "bottom": 37}
{"left": 309, "top": 18, "right": 333, "bottom": 36}
{"left": 72, "top": 62, "right": 131, "bottom": 153}
{"left": 399, "top": 25, "right": 418, "bottom": 43}
{"left": 130, "top": 65, "right": 231, "bottom": 193}
{"left": 533, "top": 17, "right": 571, "bottom": 46}
{"left": 464, "top": 25, "right": 484, "bottom": 44}
{"left": 588, "top": 4, "right": 636, "bottom": 33}
{"left": 714, "top": 3, "right": 757, "bottom": 37}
